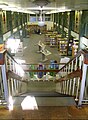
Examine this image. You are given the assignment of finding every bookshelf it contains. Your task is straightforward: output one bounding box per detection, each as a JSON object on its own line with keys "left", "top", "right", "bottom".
{"left": 45, "top": 32, "right": 52, "bottom": 45}
{"left": 50, "top": 35, "right": 57, "bottom": 47}
{"left": 58, "top": 38, "right": 68, "bottom": 56}
{"left": 72, "top": 40, "right": 79, "bottom": 57}
{"left": 45, "top": 31, "right": 58, "bottom": 46}
{"left": 27, "top": 24, "right": 47, "bottom": 34}
{"left": 67, "top": 39, "right": 73, "bottom": 56}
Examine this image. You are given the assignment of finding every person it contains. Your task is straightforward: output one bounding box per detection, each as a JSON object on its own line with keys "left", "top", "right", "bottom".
{"left": 54, "top": 60, "right": 59, "bottom": 69}
{"left": 37, "top": 28, "right": 40, "bottom": 34}
{"left": 37, "top": 63, "right": 44, "bottom": 78}
{"left": 49, "top": 60, "right": 59, "bottom": 76}
{"left": 49, "top": 60, "right": 55, "bottom": 76}
{"left": 29, "top": 65, "right": 35, "bottom": 78}
{"left": 54, "top": 60, "right": 59, "bottom": 76}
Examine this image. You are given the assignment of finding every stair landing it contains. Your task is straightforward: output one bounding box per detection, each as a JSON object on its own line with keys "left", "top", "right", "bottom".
{"left": 13, "top": 92, "right": 76, "bottom": 107}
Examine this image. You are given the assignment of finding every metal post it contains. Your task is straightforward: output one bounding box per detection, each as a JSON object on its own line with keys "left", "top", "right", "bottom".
{"left": 78, "top": 64, "right": 88, "bottom": 106}
{"left": 1, "top": 64, "right": 9, "bottom": 103}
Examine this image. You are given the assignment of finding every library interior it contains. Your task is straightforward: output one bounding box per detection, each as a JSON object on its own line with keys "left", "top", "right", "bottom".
{"left": 0, "top": 0, "right": 88, "bottom": 119}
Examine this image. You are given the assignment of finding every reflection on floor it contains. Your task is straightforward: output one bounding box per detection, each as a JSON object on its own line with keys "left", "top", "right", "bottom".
{"left": 0, "top": 105, "right": 88, "bottom": 119}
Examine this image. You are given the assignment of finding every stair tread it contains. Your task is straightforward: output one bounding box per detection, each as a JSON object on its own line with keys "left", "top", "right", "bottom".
{"left": 13, "top": 96, "right": 76, "bottom": 106}
{"left": 19, "top": 91, "right": 72, "bottom": 97}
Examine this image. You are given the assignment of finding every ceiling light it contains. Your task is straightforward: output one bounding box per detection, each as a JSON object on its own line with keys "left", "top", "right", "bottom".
{"left": 27, "top": 6, "right": 56, "bottom": 11}
{"left": 38, "top": 7, "right": 45, "bottom": 26}
{"left": 38, "top": 21, "right": 45, "bottom": 27}
{"left": 0, "top": 3, "right": 8, "bottom": 6}
{"left": 0, "top": 3, "right": 8, "bottom": 9}
{"left": 46, "top": 8, "right": 71, "bottom": 14}
{"left": 32, "top": 0, "right": 50, "bottom": 7}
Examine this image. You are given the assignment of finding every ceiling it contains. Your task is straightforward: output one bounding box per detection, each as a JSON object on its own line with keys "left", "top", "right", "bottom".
{"left": 0, "top": 0, "right": 88, "bottom": 14}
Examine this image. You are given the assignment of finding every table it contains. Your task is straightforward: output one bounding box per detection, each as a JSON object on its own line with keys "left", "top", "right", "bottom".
{"left": 40, "top": 49, "right": 51, "bottom": 62}
{"left": 37, "top": 41, "right": 45, "bottom": 53}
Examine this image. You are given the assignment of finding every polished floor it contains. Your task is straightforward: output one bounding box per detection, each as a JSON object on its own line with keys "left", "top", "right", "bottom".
{"left": 0, "top": 33, "right": 88, "bottom": 120}
{"left": 15, "top": 33, "right": 61, "bottom": 64}
{"left": 0, "top": 105, "right": 88, "bottom": 120}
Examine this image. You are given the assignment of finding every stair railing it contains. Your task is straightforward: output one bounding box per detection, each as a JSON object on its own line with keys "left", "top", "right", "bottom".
{"left": 6, "top": 50, "right": 28, "bottom": 95}
{"left": 0, "top": 49, "right": 88, "bottom": 107}
{"left": 0, "top": 50, "right": 27, "bottom": 107}
{"left": 20, "top": 63, "right": 65, "bottom": 81}
{"left": 55, "top": 49, "right": 88, "bottom": 106}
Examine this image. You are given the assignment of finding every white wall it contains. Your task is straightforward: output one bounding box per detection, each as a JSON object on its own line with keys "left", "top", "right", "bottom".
{"left": 71, "top": 31, "right": 79, "bottom": 39}
{"left": 45, "top": 21, "right": 53, "bottom": 30}
{"left": 80, "top": 37, "right": 88, "bottom": 49}
{"left": 3, "top": 31, "right": 11, "bottom": 41}
{"left": 64, "top": 27, "right": 68, "bottom": 33}
{"left": 13, "top": 27, "right": 18, "bottom": 33}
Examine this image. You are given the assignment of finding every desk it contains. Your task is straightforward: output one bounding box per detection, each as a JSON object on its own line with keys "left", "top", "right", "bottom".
{"left": 37, "top": 41, "right": 45, "bottom": 53}
{"left": 40, "top": 49, "right": 51, "bottom": 62}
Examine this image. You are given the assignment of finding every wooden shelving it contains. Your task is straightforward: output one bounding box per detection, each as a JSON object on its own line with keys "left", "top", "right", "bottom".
{"left": 57, "top": 38, "right": 68, "bottom": 56}
{"left": 45, "top": 32, "right": 52, "bottom": 45}
{"left": 45, "top": 31, "right": 58, "bottom": 46}
{"left": 67, "top": 39, "right": 73, "bottom": 56}
{"left": 27, "top": 24, "right": 47, "bottom": 34}
{"left": 50, "top": 35, "right": 57, "bottom": 47}
{"left": 72, "top": 40, "right": 79, "bottom": 57}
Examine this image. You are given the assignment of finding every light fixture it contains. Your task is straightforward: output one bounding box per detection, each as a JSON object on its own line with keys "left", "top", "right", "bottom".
{"left": 32, "top": 0, "right": 50, "bottom": 7}
{"left": 38, "top": 8, "right": 45, "bottom": 26}
{"left": 38, "top": 21, "right": 45, "bottom": 27}
{"left": 32, "top": 0, "right": 50, "bottom": 26}
{"left": 0, "top": 3, "right": 8, "bottom": 8}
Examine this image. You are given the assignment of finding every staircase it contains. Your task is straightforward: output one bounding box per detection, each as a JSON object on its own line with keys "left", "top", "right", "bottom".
{"left": 13, "top": 80, "right": 76, "bottom": 107}
{"left": 0, "top": 49, "right": 88, "bottom": 110}
{"left": 27, "top": 81, "right": 56, "bottom": 92}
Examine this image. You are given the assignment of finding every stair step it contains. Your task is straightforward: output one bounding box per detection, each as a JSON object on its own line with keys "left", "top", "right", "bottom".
{"left": 13, "top": 96, "right": 76, "bottom": 107}
{"left": 19, "top": 91, "right": 72, "bottom": 97}
{"left": 27, "top": 81, "right": 56, "bottom": 92}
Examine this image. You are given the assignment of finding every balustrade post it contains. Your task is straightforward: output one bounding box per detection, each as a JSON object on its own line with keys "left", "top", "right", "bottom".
{"left": 0, "top": 50, "right": 9, "bottom": 106}
{"left": 78, "top": 64, "right": 88, "bottom": 106}
{"left": 78, "top": 50, "right": 88, "bottom": 106}
{"left": 1, "top": 64, "right": 9, "bottom": 104}
{"left": 72, "top": 78, "right": 76, "bottom": 96}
